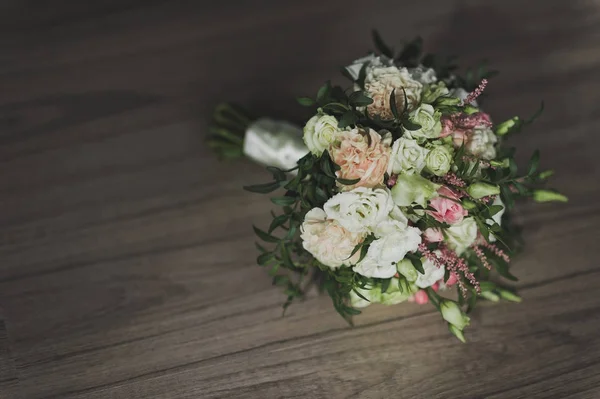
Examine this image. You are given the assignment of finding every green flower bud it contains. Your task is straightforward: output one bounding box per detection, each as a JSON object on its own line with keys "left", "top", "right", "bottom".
{"left": 461, "top": 198, "right": 477, "bottom": 210}
{"left": 533, "top": 190, "right": 568, "bottom": 203}
{"left": 490, "top": 158, "right": 511, "bottom": 169}
{"left": 396, "top": 259, "right": 418, "bottom": 282}
{"left": 467, "top": 182, "right": 500, "bottom": 199}
{"left": 495, "top": 116, "right": 520, "bottom": 136}
{"left": 463, "top": 105, "right": 479, "bottom": 115}
{"left": 448, "top": 323, "right": 467, "bottom": 343}
{"left": 440, "top": 300, "right": 470, "bottom": 330}
{"left": 425, "top": 145, "right": 454, "bottom": 176}
{"left": 350, "top": 285, "right": 381, "bottom": 308}
{"left": 498, "top": 289, "right": 522, "bottom": 303}
{"left": 436, "top": 96, "right": 461, "bottom": 106}
{"left": 538, "top": 170, "right": 555, "bottom": 180}
{"left": 380, "top": 278, "right": 417, "bottom": 305}
{"left": 480, "top": 291, "right": 500, "bottom": 302}
{"left": 391, "top": 173, "right": 441, "bottom": 207}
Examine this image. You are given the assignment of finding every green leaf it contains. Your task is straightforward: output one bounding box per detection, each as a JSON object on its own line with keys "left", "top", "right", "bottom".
{"left": 349, "top": 91, "right": 374, "bottom": 107}
{"left": 320, "top": 154, "right": 337, "bottom": 178}
{"left": 402, "top": 118, "right": 421, "bottom": 131}
{"left": 527, "top": 150, "right": 540, "bottom": 176}
{"left": 372, "top": 29, "right": 394, "bottom": 58}
{"left": 244, "top": 181, "right": 282, "bottom": 194}
{"left": 494, "top": 260, "right": 519, "bottom": 282}
{"left": 268, "top": 214, "right": 289, "bottom": 234}
{"left": 253, "top": 225, "right": 280, "bottom": 243}
{"left": 297, "top": 97, "right": 314, "bottom": 106}
{"left": 280, "top": 243, "right": 295, "bottom": 269}
{"left": 352, "top": 288, "right": 371, "bottom": 303}
{"left": 337, "top": 177, "right": 361, "bottom": 185}
{"left": 257, "top": 252, "right": 275, "bottom": 266}
{"left": 338, "top": 111, "right": 358, "bottom": 128}
{"left": 389, "top": 89, "right": 400, "bottom": 120}
{"left": 407, "top": 253, "right": 424, "bottom": 274}
{"left": 270, "top": 196, "right": 296, "bottom": 206}
{"left": 380, "top": 278, "right": 391, "bottom": 293}
{"left": 272, "top": 275, "right": 289, "bottom": 286}
{"left": 317, "top": 81, "right": 331, "bottom": 105}
{"left": 486, "top": 205, "right": 504, "bottom": 218}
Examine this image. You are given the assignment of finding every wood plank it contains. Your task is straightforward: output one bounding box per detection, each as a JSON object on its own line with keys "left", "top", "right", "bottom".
{"left": 1, "top": 0, "right": 599, "bottom": 398}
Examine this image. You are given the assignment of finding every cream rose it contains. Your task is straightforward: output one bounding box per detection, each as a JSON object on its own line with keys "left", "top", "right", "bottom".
{"left": 387, "top": 137, "right": 429, "bottom": 175}
{"left": 330, "top": 128, "right": 391, "bottom": 190}
{"left": 353, "top": 219, "right": 422, "bottom": 278}
{"left": 364, "top": 66, "right": 423, "bottom": 119}
{"left": 300, "top": 208, "right": 364, "bottom": 268}
{"left": 404, "top": 104, "right": 442, "bottom": 140}
{"left": 466, "top": 126, "right": 498, "bottom": 160}
{"left": 302, "top": 113, "right": 340, "bottom": 155}
{"left": 324, "top": 187, "right": 394, "bottom": 234}
{"left": 445, "top": 217, "right": 478, "bottom": 255}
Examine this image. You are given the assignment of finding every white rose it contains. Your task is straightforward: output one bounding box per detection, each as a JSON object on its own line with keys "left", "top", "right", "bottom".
{"left": 353, "top": 219, "right": 422, "bottom": 278}
{"left": 409, "top": 65, "right": 437, "bottom": 84}
{"left": 364, "top": 66, "right": 423, "bottom": 118}
{"left": 415, "top": 252, "right": 446, "bottom": 288}
{"left": 302, "top": 113, "right": 340, "bottom": 155}
{"left": 403, "top": 104, "right": 442, "bottom": 140}
{"left": 387, "top": 137, "right": 429, "bottom": 175}
{"left": 324, "top": 187, "right": 394, "bottom": 234}
{"left": 466, "top": 127, "right": 498, "bottom": 160}
{"left": 445, "top": 217, "right": 478, "bottom": 255}
{"left": 300, "top": 208, "right": 364, "bottom": 268}
{"left": 425, "top": 144, "right": 453, "bottom": 176}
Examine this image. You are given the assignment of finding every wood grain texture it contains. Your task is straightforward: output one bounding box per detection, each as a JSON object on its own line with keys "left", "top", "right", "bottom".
{"left": 1, "top": 0, "right": 599, "bottom": 398}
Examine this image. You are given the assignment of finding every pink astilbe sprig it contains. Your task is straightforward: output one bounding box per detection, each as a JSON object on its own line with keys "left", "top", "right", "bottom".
{"left": 462, "top": 79, "right": 488, "bottom": 105}
{"left": 418, "top": 243, "right": 481, "bottom": 295}
{"left": 481, "top": 241, "right": 511, "bottom": 263}
{"left": 441, "top": 172, "right": 467, "bottom": 188}
{"left": 471, "top": 245, "right": 492, "bottom": 270}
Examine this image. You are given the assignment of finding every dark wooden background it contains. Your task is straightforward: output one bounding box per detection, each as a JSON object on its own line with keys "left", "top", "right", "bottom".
{"left": 1, "top": 1, "right": 599, "bottom": 398}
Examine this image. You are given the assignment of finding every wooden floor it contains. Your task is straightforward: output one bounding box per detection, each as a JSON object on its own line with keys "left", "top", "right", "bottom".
{"left": 1, "top": 1, "right": 599, "bottom": 398}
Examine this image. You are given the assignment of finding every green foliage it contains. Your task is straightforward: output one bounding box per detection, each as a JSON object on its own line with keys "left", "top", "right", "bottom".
{"left": 207, "top": 103, "right": 253, "bottom": 159}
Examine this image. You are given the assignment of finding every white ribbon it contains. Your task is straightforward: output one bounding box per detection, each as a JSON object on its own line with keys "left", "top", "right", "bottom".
{"left": 243, "top": 118, "right": 308, "bottom": 171}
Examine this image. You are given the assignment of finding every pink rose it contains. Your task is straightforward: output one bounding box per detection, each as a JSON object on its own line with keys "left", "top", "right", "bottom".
{"left": 330, "top": 128, "right": 391, "bottom": 191}
{"left": 413, "top": 289, "right": 429, "bottom": 305}
{"left": 429, "top": 186, "right": 468, "bottom": 225}
{"left": 445, "top": 273, "right": 458, "bottom": 287}
{"left": 423, "top": 227, "right": 444, "bottom": 242}
{"left": 441, "top": 112, "right": 493, "bottom": 147}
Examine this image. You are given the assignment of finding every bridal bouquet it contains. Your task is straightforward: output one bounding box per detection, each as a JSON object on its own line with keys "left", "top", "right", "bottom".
{"left": 209, "top": 32, "right": 567, "bottom": 342}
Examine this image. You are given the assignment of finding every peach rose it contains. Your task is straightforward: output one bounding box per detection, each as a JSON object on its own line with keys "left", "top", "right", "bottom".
{"left": 429, "top": 186, "right": 468, "bottom": 225}
{"left": 300, "top": 208, "right": 364, "bottom": 268}
{"left": 330, "top": 128, "right": 391, "bottom": 191}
